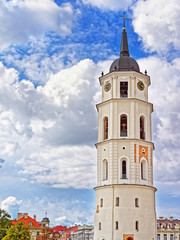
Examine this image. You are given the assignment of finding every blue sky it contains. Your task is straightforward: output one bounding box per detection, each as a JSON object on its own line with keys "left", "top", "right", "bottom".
{"left": 0, "top": 0, "right": 180, "bottom": 226}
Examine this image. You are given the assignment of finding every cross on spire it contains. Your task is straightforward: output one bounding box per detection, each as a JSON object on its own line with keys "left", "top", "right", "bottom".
{"left": 120, "top": 12, "right": 129, "bottom": 31}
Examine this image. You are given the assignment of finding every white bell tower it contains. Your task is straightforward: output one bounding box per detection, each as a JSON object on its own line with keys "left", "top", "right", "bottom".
{"left": 94, "top": 22, "right": 157, "bottom": 240}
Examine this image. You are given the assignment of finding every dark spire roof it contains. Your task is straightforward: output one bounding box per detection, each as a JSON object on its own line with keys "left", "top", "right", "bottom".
{"left": 109, "top": 27, "right": 140, "bottom": 73}
{"left": 120, "top": 30, "right": 129, "bottom": 57}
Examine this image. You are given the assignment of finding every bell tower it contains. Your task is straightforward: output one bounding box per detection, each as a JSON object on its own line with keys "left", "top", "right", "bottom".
{"left": 94, "top": 20, "right": 157, "bottom": 240}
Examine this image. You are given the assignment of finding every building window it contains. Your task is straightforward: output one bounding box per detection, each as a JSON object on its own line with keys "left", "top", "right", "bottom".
{"left": 135, "top": 198, "right": 139, "bottom": 207}
{"left": 115, "top": 221, "right": 118, "bottom": 230}
{"left": 140, "top": 116, "right": 145, "bottom": 140}
{"left": 164, "top": 234, "right": 167, "bottom": 240}
{"left": 135, "top": 221, "right": 139, "bottom": 231}
{"left": 157, "top": 234, "right": 160, "bottom": 240}
{"left": 29, "top": 221, "right": 32, "bottom": 226}
{"left": 103, "top": 159, "right": 108, "bottom": 180}
{"left": 104, "top": 117, "right": 108, "bottom": 140}
{"left": 120, "top": 115, "right": 127, "bottom": 137}
{"left": 120, "top": 82, "right": 128, "bottom": 98}
{"left": 99, "top": 222, "right": 101, "bottom": 230}
{"left": 116, "top": 197, "right": 119, "bottom": 206}
{"left": 141, "top": 160, "right": 147, "bottom": 180}
{"left": 122, "top": 160, "right": 127, "bottom": 179}
{"left": 170, "top": 235, "right": 174, "bottom": 240}
{"left": 100, "top": 198, "right": 103, "bottom": 207}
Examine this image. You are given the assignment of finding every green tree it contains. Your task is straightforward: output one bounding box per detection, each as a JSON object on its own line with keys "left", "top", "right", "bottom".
{"left": 2, "top": 221, "right": 31, "bottom": 240}
{"left": 0, "top": 209, "right": 12, "bottom": 240}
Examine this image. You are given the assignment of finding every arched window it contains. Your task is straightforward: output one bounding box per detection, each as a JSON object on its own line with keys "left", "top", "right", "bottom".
{"left": 115, "top": 221, "right": 118, "bottom": 230}
{"left": 100, "top": 198, "right": 103, "bottom": 207}
{"left": 120, "top": 115, "right": 127, "bottom": 137}
{"left": 116, "top": 197, "right": 119, "bottom": 206}
{"left": 103, "top": 159, "right": 108, "bottom": 180}
{"left": 104, "top": 117, "right": 108, "bottom": 140}
{"left": 122, "top": 160, "right": 127, "bottom": 179}
{"left": 141, "top": 160, "right": 147, "bottom": 180}
{"left": 135, "top": 221, "right": 139, "bottom": 231}
{"left": 140, "top": 116, "right": 145, "bottom": 140}
{"left": 135, "top": 198, "right": 139, "bottom": 207}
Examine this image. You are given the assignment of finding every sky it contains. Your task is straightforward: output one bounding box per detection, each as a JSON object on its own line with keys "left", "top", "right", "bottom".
{"left": 0, "top": 0, "right": 180, "bottom": 227}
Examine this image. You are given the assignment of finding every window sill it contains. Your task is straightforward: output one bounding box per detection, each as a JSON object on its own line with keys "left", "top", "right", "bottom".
{"left": 120, "top": 178, "right": 128, "bottom": 179}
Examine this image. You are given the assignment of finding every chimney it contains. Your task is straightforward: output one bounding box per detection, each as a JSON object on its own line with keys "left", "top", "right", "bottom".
{"left": 159, "top": 217, "right": 164, "bottom": 220}
{"left": 23, "top": 213, "right": 28, "bottom": 218}
{"left": 17, "top": 213, "right": 23, "bottom": 220}
{"left": 34, "top": 215, "right": 36, "bottom": 221}
{"left": 169, "top": 217, "right": 173, "bottom": 221}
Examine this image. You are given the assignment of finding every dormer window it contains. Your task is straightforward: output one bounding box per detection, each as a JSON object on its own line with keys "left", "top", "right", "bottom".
{"left": 120, "top": 82, "right": 128, "bottom": 98}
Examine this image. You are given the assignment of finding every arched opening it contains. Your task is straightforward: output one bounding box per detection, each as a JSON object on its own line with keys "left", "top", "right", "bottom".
{"left": 122, "top": 160, "right": 127, "bottom": 179}
{"left": 104, "top": 117, "right": 108, "bottom": 140}
{"left": 141, "top": 160, "right": 147, "bottom": 180}
{"left": 100, "top": 198, "right": 103, "bottom": 207}
{"left": 120, "top": 115, "right": 127, "bottom": 137}
{"left": 140, "top": 116, "right": 145, "bottom": 140}
{"left": 135, "top": 221, "right": 139, "bottom": 231}
{"left": 103, "top": 159, "right": 108, "bottom": 180}
{"left": 135, "top": 198, "right": 139, "bottom": 207}
{"left": 115, "top": 221, "right": 118, "bottom": 230}
{"left": 116, "top": 197, "right": 119, "bottom": 206}
{"left": 99, "top": 222, "right": 101, "bottom": 230}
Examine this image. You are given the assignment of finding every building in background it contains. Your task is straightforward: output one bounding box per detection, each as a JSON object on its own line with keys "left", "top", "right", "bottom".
{"left": 71, "top": 225, "right": 94, "bottom": 240}
{"left": 157, "top": 217, "right": 180, "bottom": 240}
{"left": 94, "top": 18, "right": 157, "bottom": 240}
{"left": 11, "top": 213, "right": 42, "bottom": 240}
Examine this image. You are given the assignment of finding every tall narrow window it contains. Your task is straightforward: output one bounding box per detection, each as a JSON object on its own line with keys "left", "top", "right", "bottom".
{"left": 120, "top": 115, "right": 127, "bottom": 137}
{"left": 104, "top": 117, "right": 108, "bottom": 140}
{"left": 141, "top": 160, "right": 146, "bottom": 180}
{"left": 116, "top": 197, "right": 119, "bottom": 206}
{"left": 140, "top": 116, "right": 145, "bottom": 140}
{"left": 164, "top": 234, "right": 167, "bottom": 240}
{"left": 103, "top": 159, "right": 108, "bottom": 180}
{"left": 100, "top": 198, "right": 103, "bottom": 207}
{"left": 122, "top": 160, "right": 127, "bottom": 179}
{"left": 115, "top": 221, "right": 118, "bottom": 230}
{"left": 135, "top": 198, "right": 139, "bottom": 207}
{"left": 120, "top": 82, "right": 128, "bottom": 98}
{"left": 99, "top": 222, "right": 101, "bottom": 230}
{"left": 141, "top": 162, "right": 143, "bottom": 179}
{"left": 157, "top": 234, "right": 160, "bottom": 240}
{"left": 170, "top": 235, "right": 174, "bottom": 240}
{"left": 135, "top": 221, "right": 139, "bottom": 231}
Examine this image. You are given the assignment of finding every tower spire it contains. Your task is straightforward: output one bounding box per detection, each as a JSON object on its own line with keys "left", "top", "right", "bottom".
{"left": 120, "top": 13, "right": 129, "bottom": 57}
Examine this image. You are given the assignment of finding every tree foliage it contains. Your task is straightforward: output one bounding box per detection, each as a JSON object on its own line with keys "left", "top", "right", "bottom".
{"left": 0, "top": 209, "right": 12, "bottom": 240}
{"left": 2, "top": 221, "right": 31, "bottom": 240}
{"left": 36, "top": 227, "right": 61, "bottom": 240}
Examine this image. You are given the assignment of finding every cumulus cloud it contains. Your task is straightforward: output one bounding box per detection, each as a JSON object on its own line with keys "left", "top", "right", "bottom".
{"left": 132, "top": 0, "right": 180, "bottom": 53}
{"left": 0, "top": 0, "right": 77, "bottom": 48}
{"left": 138, "top": 56, "right": 180, "bottom": 184}
{"left": 0, "top": 59, "right": 102, "bottom": 189}
{"left": 19, "top": 197, "right": 94, "bottom": 226}
{"left": 0, "top": 196, "right": 22, "bottom": 213}
{"left": 81, "top": 0, "right": 134, "bottom": 11}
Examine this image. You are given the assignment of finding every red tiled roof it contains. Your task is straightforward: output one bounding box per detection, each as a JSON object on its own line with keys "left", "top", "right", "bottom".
{"left": 52, "top": 225, "right": 66, "bottom": 232}
{"left": 11, "top": 216, "right": 41, "bottom": 228}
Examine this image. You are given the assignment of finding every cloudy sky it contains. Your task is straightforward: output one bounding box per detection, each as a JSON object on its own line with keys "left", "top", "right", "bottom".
{"left": 0, "top": 0, "right": 180, "bottom": 226}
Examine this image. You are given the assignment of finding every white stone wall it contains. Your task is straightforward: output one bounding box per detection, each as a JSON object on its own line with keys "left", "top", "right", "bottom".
{"left": 94, "top": 185, "right": 157, "bottom": 240}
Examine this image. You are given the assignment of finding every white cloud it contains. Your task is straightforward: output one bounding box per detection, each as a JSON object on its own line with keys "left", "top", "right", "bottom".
{"left": 0, "top": 0, "right": 77, "bottom": 48}
{"left": 0, "top": 196, "right": 22, "bottom": 213}
{"left": 0, "top": 59, "right": 101, "bottom": 189}
{"left": 81, "top": 0, "right": 134, "bottom": 11}
{"left": 138, "top": 56, "right": 180, "bottom": 184}
{"left": 132, "top": 0, "right": 180, "bottom": 53}
{"left": 18, "top": 197, "right": 94, "bottom": 226}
